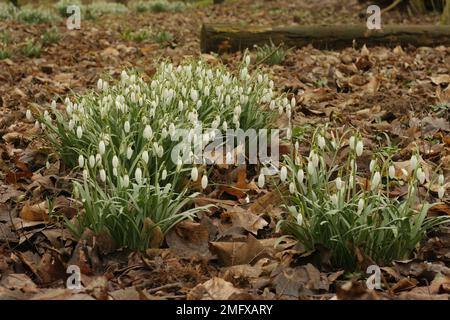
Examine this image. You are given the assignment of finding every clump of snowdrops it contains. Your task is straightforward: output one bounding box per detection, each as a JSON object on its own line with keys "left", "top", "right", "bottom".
{"left": 275, "top": 127, "right": 449, "bottom": 269}
{"left": 38, "top": 56, "right": 285, "bottom": 249}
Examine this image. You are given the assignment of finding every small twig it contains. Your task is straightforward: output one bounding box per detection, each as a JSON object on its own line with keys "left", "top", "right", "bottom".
{"left": 381, "top": 0, "right": 403, "bottom": 14}
{"left": 148, "top": 282, "right": 183, "bottom": 294}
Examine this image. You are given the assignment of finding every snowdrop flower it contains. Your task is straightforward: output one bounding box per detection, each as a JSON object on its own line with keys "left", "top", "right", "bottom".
{"left": 126, "top": 146, "right": 133, "bottom": 160}
{"left": 113, "top": 168, "right": 118, "bottom": 177}
{"left": 438, "top": 186, "right": 445, "bottom": 199}
{"left": 240, "top": 67, "right": 248, "bottom": 80}
{"left": 307, "top": 161, "right": 316, "bottom": 176}
{"left": 310, "top": 151, "right": 319, "bottom": 168}
{"left": 410, "top": 155, "right": 418, "bottom": 170}
{"left": 291, "top": 97, "right": 296, "bottom": 108}
{"left": 97, "top": 78, "right": 103, "bottom": 91}
{"left": 296, "top": 212, "right": 303, "bottom": 226}
{"left": 124, "top": 121, "right": 130, "bottom": 133}
{"left": 289, "top": 182, "right": 296, "bottom": 194}
{"left": 388, "top": 165, "right": 396, "bottom": 179}
{"left": 356, "top": 140, "right": 364, "bottom": 157}
{"left": 191, "top": 167, "right": 199, "bottom": 182}
{"left": 76, "top": 126, "right": 83, "bottom": 139}
{"left": 142, "top": 150, "right": 149, "bottom": 164}
{"left": 280, "top": 166, "right": 287, "bottom": 182}
{"left": 357, "top": 198, "right": 364, "bottom": 214}
{"left": 201, "top": 175, "right": 208, "bottom": 189}
{"left": 401, "top": 168, "right": 409, "bottom": 177}
{"left": 89, "top": 155, "right": 96, "bottom": 168}
{"left": 34, "top": 120, "right": 40, "bottom": 129}
{"left": 286, "top": 127, "right": 292, "bottom": 140}
{"left": 335, "top": 177, "right": 344, "bottom": 190}
{"left": 143, "top": 125, "right": 153, "bottom": 140}
{"left": 297, "top": 169, "right": 304, "bottom": 184}
{"left": 122, "top": 175, "right": 130, "bottom": 188}
{"left": 222, "top": 121, "right": 228, "bottom": 131}
{"left": 68, "top": 119, "right": 75, "bottom": 131}
{"left": 99, "top": 140, "right": 106, "bottom": 155}
{"left": 245, "top": 55, "right": 251, "bottom": 65}
{"left": 317, "top": 135, "right": 326, "bottom": 149}
{"left": 163, "top": 183, "right": 172, "bottom": 195}
{"left": 190, "top": 89, "right": 199, "bottom": 103}
{"left": 349, "top": 175, "right": 354, "bottom": 186}
{"left": 416, "top": 167, "right": 425, "bottom": 184}
{"left": 258, "top": 172, "right": 265, "bottom": 188}
{"left": 135, "top": 168, "right": 142, "bottom": 184}
{"left": 438, "top": 174, "right": 444, "bottom": 185}
{"left": 177, "top": 158, "right": 183, "bottom": 171}
{"left": 349, "top": 136, "right": 356, "bottom": 150}
{"left": 26, "top": 109, "right": 33, "bottom": 121}
{"left": 99, "top": 169, "right": 106, "bottom": 182}
{"left": 78, "top": 155, "right": 84, "bottom": 168}
{"left": 112, "top": 155, "right": 119, "bottom": 168}
{"left": 371, "top": 171, "right": 381, "bottom": 191}
{"left": 161, "top": 169, "right": 167, "bottom": 180}
{"left": 83, "top": 169, "right": 89, "bottom": 180}
{"left": 369, "top": 159, "right": 376, "bottom": 172}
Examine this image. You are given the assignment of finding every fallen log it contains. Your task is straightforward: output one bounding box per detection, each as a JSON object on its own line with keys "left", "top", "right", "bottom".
{"left": 200, "top": 24, "right": 450, "bottom": 53}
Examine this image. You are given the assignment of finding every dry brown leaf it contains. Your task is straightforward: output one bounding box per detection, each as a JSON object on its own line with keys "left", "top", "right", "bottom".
{"left": 20, "top": 201, "right": 48, "bottom": 221}
{"left": 187, "top": 277, "right": 242, "bottom": 300}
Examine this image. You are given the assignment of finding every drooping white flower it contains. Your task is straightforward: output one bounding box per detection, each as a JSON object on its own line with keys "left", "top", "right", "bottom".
{"left": 190, "top": 89, "right": 199, "bottom": 103}
{"left": 438, "top": 174, "right": 444, "bottom": 185}
{"left": 317, "top": 135, "right": 326, "bottom": 149}
{"left": 126, "top": 146, "right": 133, "bottom": 160}
{"left": 99, "top": 169, "right": 106, "bottom": 182}
{"left": 112, "top": 155, "right": 119, "bottom": 168}
{"left": 410, "top": 154, "right": 418, "bottom": 170}
{"left": 143, "top": 125, "right": 153, "bottom": 140}
{"left": 135, "top": 167, "right": 142, "bottom": 184}
{"left": 191, "top": 167, "right": 199, "bottom": 182}
{"left": 357, "top": 198, "right": 364, "bottom": 214}
{"left": 83, "top": 169, "right": 89, "bottom": 180}
{"left": 296, "top": 212, "right": 303, "bottom": 226}
{"left": 124, "top": 121, "right": 130, "bottom": 133}
{"left": 335, "top": 177, "right": 344, "bottom": 190}
{"left": 401, "top": 168, "right": 409, "bottom": 177}
{"left": 289, "top": 182, "right": 296, "bottom": 194}
{"left": 258, "top": 173, "right": 265, "bottom": 188}
{"left": 438, "top": 186, "right": 445, "bottom": 199}
{"left": 26, "top": 109, "right": 33, "bottom": 121}
{"left": 307, "top": 161, "right": 315, "bottom": 176}
{"left": 122, "top": 175, "right": 130, "bottom": 188}
{"left": 76, "top": 126, "right": 83, "bottom": 139}
{"left": 142, "top": 150, "right": 149, "bottom": 164}
{"left": 78, "top": 155, "right": 84, "bottom": 168}
{"left": 280, "top": 166, "right": 287, "bottom": 182}
{"left": 356, "top": 140, "right": 364, "bottom": 157}
{"left": 201, "top": 175, "right": 208, "bottom": 189}
{"left": 369, "top": 159, "right": 376, "bottom": 172}
{"left": 310, "top": 151, "right": 319, "bottom": 168}
{"left": 371, "top": 171, "right": 381, "bottom": 191}
{"left": 416, "top": 167, "right": 425, "bottom": 184}
{"left": 388, "top": 165, "right": 396, "bottom": 179}
{"left": 291, "top": 97, "right": 296, "bottom": 108}
{"left": 245, "top": 55, "right": 251, "bottom": 65}
{"left": 113, "top": 168, "right": 118, "bottom": 177}
{"left": 297, "top": 169, "right": 304, "bottom": 184}
{"left": 349, "top": 136, "right": 356, "bottom": 150}
{"left": 99, "top": 140, "right": 106, "bottom": 155}
{"left": 89, "top": 155, "right": 95, "bottom": 168}
{"left": 97, "top": 78, "right": 103, "bottom": 91}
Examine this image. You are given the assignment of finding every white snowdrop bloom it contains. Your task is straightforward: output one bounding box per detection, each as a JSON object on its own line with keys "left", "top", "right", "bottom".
{"left": 438, "top": 186, "right": 445, "bottom": 199}
{"left": 349, "top": 175, "right": 354, "bottom": 186}
{"left": 143, "top": 125, "right": 153, "bottom": 140}
{"left": 112, "top": 155, "right": 119, "bottom": 168}
{"left": 78, "top": 155, "right": 84, "bottom": 168}
{"left": 177, "top": 158, "right": 183, "bottom": 171}
{"left": 371, "top": 172, "right": 381, "bottom": 191}
{"left": 369, "top": 159, "right": 376, "bottom": 172}
{"left": 240, "top": 67, "right": 248, "bottom": 80}
{"left": 50, "top": 100, "right": 57, "bottom": 110}
{"left": 99, "top": 169, "right": 106, "bottom": 182}
{"left": 307, "top": 161, "right": 315, "bottom": 176}
{"left": 190, "top": 89, "right": 199, "bottom": 103}
{"left": 141, "top": 150, "right": 149, "bottom": 164}
{"left": 297, "top": 169, "right": 304, "bottom": 184}
{"left": 317, "top": 135, "right": 326, "bottom": 149}
{"left": 356, "top": 140, "right": 364, "bottom": 157}
{"left": 410, "top": 155, "right": 418, "bottom": 170}
{"left": 26, "top": 109, "right": 33, "bottom": 121}
{"left": 388, "top": 165, "right": 396, "bottom": 179}
{"left": 188, "top": 166, "right": 198, "bottom": 182}
{"left": 401, "top": 168, "right": 409, "bottom": 178}
{"left": 222, "top": 121, "right": 228, "bottom": 131}
{"left": 278, "top": 105, "right": 283, "bottom": 115}
{"left": 113, "top": 168, "right": 118, "bottom": 177}
{"left": 157, "top": 145, "right": 164, "bottom": 158}
{"left": 289, "top": 182, "right": 296, "bottom": 194}
{"left": 286, "top": 127, "right": 292, "bottom": 140}
{"left": 204, "top": 86, "right": 210, "bottom": 97}
{"left": 296, "top": 212, "right": 303, "bottom": 226}
{"left": 196, "top": 100, "right": 202, "bottom": 109}
{"left": 97, "top": 78, "right": 103, "bottom": 91}
{"left": 280, "top": 166, "right": 287, "bottom": 182}
{"left": 89, "top": 155, "right": 96, "bottom": 168}
{"left": 258, "top": 74, "right": 263, "bottom": 83}
{"left": 135, "top": 168, "right": 142, "bottom": 184}
{"left": 438, "top": 174, "right": 444, "bottom": 185}
{"left": 291, "top": 97, "right": 296, "bottom": 108}
{"left": 225, "top": 95, "right": 231, "bottom": 106}
{"left": 201, "top": 175, "right": 208, "bottom": 189}
{"left": 335, "top": 177, "right": 344, "bottom": 190}
{"left": 310, "top": 151, "right": 319, "bottom": 168}
{"left": 76, "top": 126, "right": 83, "bottom": 139}
{"left": 178, "top": 100, "right": 184, "bottom": 111}
{"left": 257, "top": 172, "right": 265, "bottom": 188}
{"left": 68, "top": 119, "right": 75, "bottom": 131}
{"left": 163, "top": 183, "right": 172, "bottom": 195}
{"left": 124, "top": 121, "right": 130, "bottom": 133}
{"left": 161, "top": 169, "right": 167, "bottom": 181}
{"left": 122, "top": 175, "right": 130, "bottom": 188}
{"left": 416, "top": 167, "right": 426, "bottom": 184}
{"left": 161, "top": 127, "right": 168, "bottom": 139}
{"left": 349, "top": 136, "right": 356, "bottom": 150}
{"left": 102, "top": 81, "right": 108, "bottom": 91}
{"left": 96, "top": 153, "right": 101, "bottom": 163}
{"left": 331, "top": 194, "right": 338, "bottom": 206}
{"left": 83, "top": 169, "right": 89, "bottom": 180}
{"left": 126, "top": 146, "right": 133, "bottom": 160}
{"left": 245, "top": 55, "right": 251, "bottom": 65}
{"left": 269, "top": 80, "right": 274, "bottom": 88}
{"left": 99, "top": 140, "right": 106, "bottom": 155}
{"left": 357, "top": 198, "right": 364, "bottom": 214}
{"left": 34, "top": 120, "right": 40, "bottom": 129}
{"left": 350, "top": 159, "right": 357, "bottom": 172}
{"left": 121, "top": 70, "right": 128, "bottom": 82}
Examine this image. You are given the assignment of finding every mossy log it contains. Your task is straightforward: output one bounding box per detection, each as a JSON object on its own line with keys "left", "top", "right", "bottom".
{"left": 201, "top": 24, "right": 450, "bottom": 53}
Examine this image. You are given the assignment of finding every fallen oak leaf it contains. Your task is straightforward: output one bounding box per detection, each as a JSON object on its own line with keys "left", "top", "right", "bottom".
{"left": 20, "top": 201, "right": 48, "bottom": 222}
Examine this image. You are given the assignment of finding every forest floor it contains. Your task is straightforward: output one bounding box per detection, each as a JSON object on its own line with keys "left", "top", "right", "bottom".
{"left": 0, "top": 0, "right": 449, "bottom": 300}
